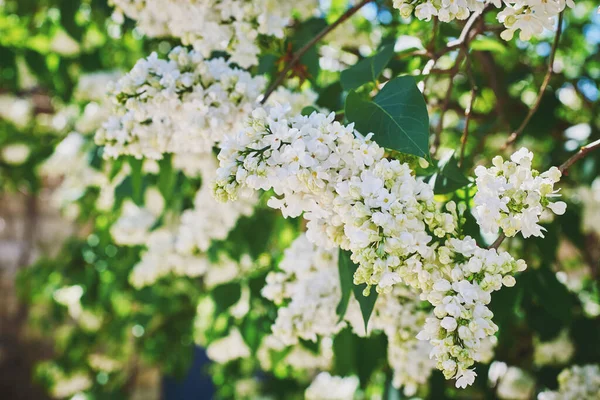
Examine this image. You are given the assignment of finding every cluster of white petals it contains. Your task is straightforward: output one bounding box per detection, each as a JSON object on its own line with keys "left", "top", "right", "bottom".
{"left": 53, "top": 285, "right": 103, "bottom": 332}
{"left": 214, "top": 105, "right": 385, "bottom": 249}
{"left": 129, "top": 225, "right": 254, "bottom": 289}
{"left": 367, "top": 287, "right": 435, "bottom": 395}
{"left": 175, "top": 157, "right": 256, "bottom": 254}
{"left": 261, "top": 234, "right": 344, "bottom": 344}
{"left": 97, "top": 47, "right": 266, "bottom": 159}
{"left": 474, "top": 147, "right": 566, "bottom": 238}
{"left": 74, "top": 71, "right": 122, "bottom": 103}
{"left": 206, "top": 328, "right": 251, "bottom": 364}
{"left": 110, "top": 0, "right": 318, "bottom": 68}
{"left": 392, "top": 0, "right": 573, "bottom": 41}
{"left": 415, "top": 236, "right": 525, "bottom": 388}
{"left": 533, "top": 330, "right": 575, "bottom": 366}
{"left": 257, "top": 335, "right": 334, "bottom": 372}
{"left": 216, "top": 106, "right": 528, "bottom": 387}
{"left": 538, "top": 364, "right": 600, "bottom": 400}
{"left": 262, "top": 235, "right": 435, "bottom": 394}
{"left": 111, "top": 187, "right": 165, "bottom": 246}
{"left": 305, "top": 372, "right": 359, "bottom": 400}
{"left": 42, "top": 133, "right": 107, "bottom": 212}
{"left": 497, "top": 0, "right": 574, "bottom": 41}
{"left": 129, "top": 156, "right": 256, "bottom": 288}
{"left": 51, "top": 373, "right": 93, "bottom": 399}
{"left": 129, "top": 229, "right": 211, "bottom": 288}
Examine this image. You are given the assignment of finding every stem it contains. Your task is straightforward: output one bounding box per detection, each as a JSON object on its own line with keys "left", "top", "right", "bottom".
{"left": 488, "top": 137, "right": 600, "bottom": 249}
{"left": 558, "top": 138, "right": 600, "bottom": 174}
{"left": 504, "top": 12, "right": 564, "bottom": 148}
{"left": 260, "top": 0, "right": 373, "bottom": 104}
{"left": 489, "top": 233, "right": 506, "bottom": 250}
{"left": 458, "top": 35, "right": 478, "bottom": 168}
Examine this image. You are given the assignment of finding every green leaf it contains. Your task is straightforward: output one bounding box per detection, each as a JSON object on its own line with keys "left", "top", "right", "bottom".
{"left": 299, "top": 338, "right": 320, "bottom": 354}
{"left": 128, "top": 157, "right": 144, "bottom": 205}
{"left": 336, "top": 248, "right": 354, "bottom": 321}
{"left": 470, "top": 37, "right": 507, "bottom": 55}
{"left": 114, "top": 176, "right": 133, "bottom": 211}
{"left": 59, "top": 2, "right": 84, "bottom": 41}
{"left": 345, "top": 76, "right": 429, "bottom": 158}
{"left": 431, "top": 152, "right": 471, "bottom": 194}
{"left": 332, "top": 328, "right": 356, "bottom": 376}
{"left": 301, "top": 106, "right": 318, "bottom": 116}
{"left": 157, "top": 154, "right": 175, "bottom": 204}
{"left": 211, "top": 282, "right": 242, "bottom": 315}
{"left": 317, "top": 81, "right": 344, "bottom": 112}
{"left": 341, "top": 45, "right": 395, "bottom": 91}
{"left": 338, "top": 250, "right": 378, "bottom": 331}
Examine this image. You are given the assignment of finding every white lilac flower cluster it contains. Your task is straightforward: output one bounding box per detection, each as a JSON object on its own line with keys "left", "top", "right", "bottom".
{"left": 129, "top": 156, "right": 256, "bottom": 288}
{"left": 214, "top": 105, "right": 386, "bottom": 249}
{"left": 97, "top": 47, "right": 266, "bottom": 159}
{"left": 174, "top": 156, "right": 256, "bottom": 254}
{"left": 128, "top": 229, "right": 212, "bottom": 288}
{"left": 216, "top": 106, "right": 526, "bottom": 387}
{"left": 261, "top": 234, "right": 344, "bottom": 345}
{"left": 110, "top": 0, "right": 318, "bottom": 68}
{"left": 129, "top": 222, "right": 254, "bottom": 289}
{"left": 473, "top": 147, "right": 567, "bottom": 239}
{"left": 262, "top": 234, "right": 436, "bottom": 394}
{"left": 53, "top": 285, "right": 103, "bottom": 332}
{"left": 257, "top": 335, "right": 334, "bottom": 372}
{"left": 206, "top": 328, "right": 251, "bottom": 364}
{"left": 392, "top": 0, "right": 573, "bottom": 41}
{"left": 367, "top": 287, "right": 436, "bottom": 395}
{"left": 42, "top": 132, "right": 107, "bottom": 214}
{"left": 415, "top": 236, "right": 526, "bottom": 388}
{"left": 51, "top": 373, "right": 93, "bottom": 399}
{"left": 533, "top": 330, "right": 575, "bottom": 367}
{"left": 304, "top": 372, "right": 359, "bottom": 400}
{"left": 538, "top": 364, "right": 600, "bottom": 400}
{"left": 111, "top": 187, "right": 165, "bottom": 246}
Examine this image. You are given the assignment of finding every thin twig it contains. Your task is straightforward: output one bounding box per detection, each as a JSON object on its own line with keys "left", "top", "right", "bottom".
{"left": 489, "top": 233, "right": 506, "bottom": 250}
{"left": 504, "top": 12, "right": 564, "bottom": 148}
{"left": 558, "top": 138, "right": 600, "bottom": 174}
{"left": 431, "top": 65, "right": 458, "bottom": 155}
{"left": 488, "top": 137, "right": 600, "bottom": 249}
{"left": 459, "top": 52, "right": 477, "bottom": 168}
{"left": 260, "top": 0, "right": 373, "bottom": 104}
{"left": 429, "top": 7, "right": 487, "bottom": 156}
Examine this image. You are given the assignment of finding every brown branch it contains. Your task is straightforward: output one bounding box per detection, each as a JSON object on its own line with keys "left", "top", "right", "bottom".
{"left": 504, "top": 12, "right": 564, "bottom": 148}
{"left": 488, "top": 137, "right": 600, "bottom": 249}
{"left": 459, "top": 52, "right": 477, "bottom": 168}
{"left": 260, "top": 0, "right": 373, "bottom": 104}
{"left": 558, "top": 138, "right": 600, "bottom": 174}
{"left": 428, "top": 7, "right": 487, "bottom": 156}
{"left": 489, "top": 233, "right": 506, "bottom": 250}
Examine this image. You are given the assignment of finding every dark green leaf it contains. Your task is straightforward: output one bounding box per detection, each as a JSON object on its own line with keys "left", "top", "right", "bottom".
{"left": 345, "top": 76, "right": 429, "bottom": 158}
{"left": 431, "top": 152, "right": 471, "bottom": 194}
{"left": 60, "top": 2, "right": 84, "bottom": 41}
{"left": 301, "top": 106, "right": 318, "bottom": 116}
{"left": 317, "top": 81, "right": 344, "bottom": 112}
{"left": 336, "top": 248, "right": 354, "bottom": 321}
{"left": 157, "top": 154, "right": 175, "bottom": 204}
{"left": 341, "top": 45, "right": 395, "bottom": 91}
{"left": 339, "top": 250, "right": 378, "bottom": 331}
{"left": 211, "top": 282, "right": 242, "bottom": 315}
{"left": 128, "top": 157, "right": 144, "bottom": 206}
